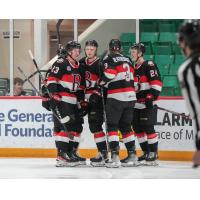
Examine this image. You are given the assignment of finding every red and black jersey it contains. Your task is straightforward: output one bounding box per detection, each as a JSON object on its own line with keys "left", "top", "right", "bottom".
{"left": 134, "top": 60, "right": 163, "bottom": 104}
{"left": 46, "top": 57, "right": 84, "bottom": 105}
{"left": 101, "top": 53, "right": 136, "bottom": 102}
{"left": 79, "top": 57, "right": 101, "bottom": 100}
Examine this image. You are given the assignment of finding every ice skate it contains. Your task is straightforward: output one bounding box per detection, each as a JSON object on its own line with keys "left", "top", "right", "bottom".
{"left": 137, "top": 152, "right": 149, "bottom": 165}
{"left": 121, "top": 151, "right": 138, "bottom": 167}
{"left": 106, "top": 151, "right": 121, "bottom": 168}
{"left": 145, "top": 152, "right": 159, "bottom": 166}
{"left": 71, "top": 150, "right": 87, "bottom": 166}
{"left": 56, "top": 151, "right": 80, "bottom": 167}
{"left": 90, "top": 150, "right": 108, "bottom": 167}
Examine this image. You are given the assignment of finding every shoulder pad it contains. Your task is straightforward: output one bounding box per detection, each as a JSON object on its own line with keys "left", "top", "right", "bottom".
{"left": 56, "top": 57, "right": 65, "bottom": 64}
{"left": 148, "top": 61, "right": 155, "bottom": 66}
{"left": 126, "top": 56, "right": 133, "bottom": 63}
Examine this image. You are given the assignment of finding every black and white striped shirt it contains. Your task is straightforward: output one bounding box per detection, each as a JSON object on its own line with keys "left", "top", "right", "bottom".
{"left": 178, "top": 52, "right": 200, "bottom": 139}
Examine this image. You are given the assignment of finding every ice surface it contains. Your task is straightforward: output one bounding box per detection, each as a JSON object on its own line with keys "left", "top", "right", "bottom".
{"left": 0, "top": 158, "right": 200, "bottom": 179}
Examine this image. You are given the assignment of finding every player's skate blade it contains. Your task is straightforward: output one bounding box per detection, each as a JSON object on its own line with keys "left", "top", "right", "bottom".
{"left": 105, "top": 152, "right": 121, "bottom": 168}
{"left": 55, "top": 152, "right": 80, "bottom": 167}
{"left": 106, "top": 161, "right": 121, "bottom": 168}
{"left": 121, "top": 152, "right": 138, "bottom": 167}
{"left": 56, "top": 158, "right": 79, "bottom": 167}
{"left": 71, "top": 151, "right": 87, "bottom": 166}
{"left": 145, "top": 160, "right": 159, "bottom": 166}
{"left": 90, "top": 151, "right": 109, "bottom": 167}
{"left": 136, "top": 152, "right": 148, "bottom": 166}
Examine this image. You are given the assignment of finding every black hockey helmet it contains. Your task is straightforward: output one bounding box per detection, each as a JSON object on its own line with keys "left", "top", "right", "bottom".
{"left": 131, "top": 42, "right": 145, "bottom": 54}
{"left": 85, "top": 40, "right": 98, "bottom": 48}
{"left": 65, "top": 40, "right": 81, "bottom": 52}
{"left": 178, "top": 19, "right": 200, "bottom": 49}
{"left": 109, "top": 39, "right": 121, "bottom": 51}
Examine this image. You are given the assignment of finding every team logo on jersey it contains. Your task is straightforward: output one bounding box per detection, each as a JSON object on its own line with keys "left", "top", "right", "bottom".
{"left": 67, "top": 66, "right": 71, "bottom": 71}
{"left": 57, "top": 58, "right": 64, "bottom": 63}
{"left": 148, "top": 61, "right": 155, "bottom": 66}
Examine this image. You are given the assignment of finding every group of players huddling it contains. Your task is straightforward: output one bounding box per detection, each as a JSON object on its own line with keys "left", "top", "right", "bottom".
{"left": 41, "top": 38, "right": 163, "bottom": 168}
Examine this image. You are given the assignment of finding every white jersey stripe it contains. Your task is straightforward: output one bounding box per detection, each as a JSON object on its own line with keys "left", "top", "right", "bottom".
{"left": 109, "top": 72, "right": 134, "bottom": 83}
{"left": 54, "top": 136, "right": 70, "bottom": 143}
{"left": 147, "top": 137, "right": 158, "bottom": 144}
{"left": 137, "top": 136, "right": 147, "bottom": 143}
{"left": 122, "top": 135, "right": 135, "bottom": 144}
{"left": 61, "top": 96, "right": 77, "bottom": 104}
{"left": 151, "top": 84, "right": 162, "bottom": 91}
{"left": 95, "top": 136, "right": 106, "bottom": 143}
{"left": 109, "top": 135, "right": 119, "bottom": 142}
{"left": 107, "top": 91, "right": 136, "bottom": 101}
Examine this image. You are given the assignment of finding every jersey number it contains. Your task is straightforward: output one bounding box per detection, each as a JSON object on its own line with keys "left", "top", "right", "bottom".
{"left": 51, "top": 66, "right": 59, "bottom": 74}
{"left": 123, "top": 63, "right": 131, "bottom": 82}
{"left": 150, "top": 69, "right": 158, "bottom": 77}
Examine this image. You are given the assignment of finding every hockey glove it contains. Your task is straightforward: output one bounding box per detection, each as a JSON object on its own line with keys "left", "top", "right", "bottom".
{"left": 79, "top": 100, "right": 89, "bottom": 117}
{"left": 96, "top": 78, "right": 107, "bottom": 87}
{"left": 42, "top": 96, "right": 51, "bottom": 111}
{"left": 145, "top": 94, "right": 154, "bottom": 109}
{"left": 49, "top": 94, "right": 61, "bottom": 110}
{"left": 89, "top": 92, "right": 102, "bottom": 105}
{"left": 41, "top": 85, "right": 51, "bottom": 111}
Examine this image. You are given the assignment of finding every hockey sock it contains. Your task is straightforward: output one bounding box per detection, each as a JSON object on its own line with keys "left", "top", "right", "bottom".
{"left": 135, "top": 132, "right": 149, "bottom": 153}
{"left": 108, "top": 131, "right": 119, "bottom": 152}
{"left": 54, "top": 131, "right": 70, "bottom": 153}
{"left": 147, "top": 133, "right": 158, "bottom": 152}
{"left": 122, "top": 131, "right": 135, "bottom": 152}
{"left": 93, "top": 131, "right": 108, "bottom": 152}
{"left": 69, "top": 131, "right": 81, "bottom": 151}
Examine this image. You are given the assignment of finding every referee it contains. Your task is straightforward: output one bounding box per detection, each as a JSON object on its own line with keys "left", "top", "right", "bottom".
{"left": 178, "top": 19, "right": 200, "bottom": 167}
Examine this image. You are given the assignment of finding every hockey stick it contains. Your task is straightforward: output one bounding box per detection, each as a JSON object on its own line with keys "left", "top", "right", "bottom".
{"left": 56, "top": 19, "right": 80, "bottom": 63}
{"left": 156, "top": 105, "right": 191, "bottom": 119}
{"left": 23, "top": 70, "right": 39, "bottom": 84}
{"left": 98, "top": 50, "right": 111, "bottom": 154}
{"left": 23, "top": 70, "right": 47, "bottom": 84}
{"left": 56, "top": 19, "right": 64, "bottom": 49}
{"left": 18, "top": 66, "right": 41, "bottom": 96}
{"left": 28, "top": 50, "right": 74, "bottom": 140}
{"left": 18, "top": 66, "right": 74, "bottom": 127}
{"left": 24, "top": 19, "right": 63, "bottom": 84}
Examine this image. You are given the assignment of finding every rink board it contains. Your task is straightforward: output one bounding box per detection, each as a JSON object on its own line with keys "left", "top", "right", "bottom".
{"left": 0, "top": 96, "right": 195, "bottom": 161}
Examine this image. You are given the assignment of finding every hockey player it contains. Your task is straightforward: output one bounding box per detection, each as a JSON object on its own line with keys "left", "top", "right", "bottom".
{"left": 98, "top": 39, "right": 137, "bottom": 168}
{"left": 177, "top": 20, "right": 200, "bottom": 167}
{"left": 79, "top": 40, "right": 108, "bottom": 166}
{"left": 130, "top": 43, "right": 162, "bottom": 166}
{"left": 45, "top": 41, "right": 86, "bottom": 167}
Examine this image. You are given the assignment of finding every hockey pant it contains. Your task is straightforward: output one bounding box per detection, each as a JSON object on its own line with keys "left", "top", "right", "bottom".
{"left": 132, "top": 107, "right": 158, "bottom": 153}
{"left": 88, "top": 101, "right": 107, "bottom": 153}
{"left": 53, "top": 101, "right": 83, "bottom": 154}
{"left": 105, "top": 98, "right": 136, "bottom": 152}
